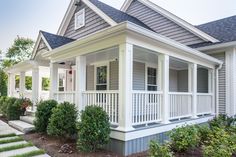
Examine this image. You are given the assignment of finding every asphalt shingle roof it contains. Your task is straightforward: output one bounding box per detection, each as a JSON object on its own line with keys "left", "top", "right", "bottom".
{"left": 190, "top": 15, "right": 236, "bottom": 48}
{"left": 40, "top": 31, "right": 75, "bottom": 49}
{"left": 89, "top": 0, "right": 152, "bottom": 30}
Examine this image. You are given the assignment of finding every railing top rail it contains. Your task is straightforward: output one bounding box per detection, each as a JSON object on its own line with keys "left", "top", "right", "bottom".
{"left": 83, "top": 90, "right": 119, "bottom": 94}
{"left": 169, "top": 92, "right": 193, "bottom": 95}
{"left": 197, "top": 93, "right": 213, "bottom": 96}
{"left": 132, "top": 90, "right": 163, "bottom": 94}
{"left": 54, "top": 91, "right": 76, "bottom": 94}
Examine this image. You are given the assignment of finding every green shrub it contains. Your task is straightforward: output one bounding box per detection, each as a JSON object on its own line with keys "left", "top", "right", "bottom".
{"left": 209, "top": 114, "right": 235, "bottom": 129}
{"left": 34, "top": 100, "right": 58, "bottom": 132}
{"left": 149, "top": 141, "right": 173, "bottom": 157}
{"left": 169, "top": 125, "right": 200, "bottom": 152}
{"left": 0, "top": 97, "right": 10, "bottom": 116}
{"left": 0, "top": 96, "right": 7, "bottom": 114}
{"left": 7, "top": 98, "right": 23, "bottom": 120}
{"left": 196, "top": 125, "right": 211, "bottom": 145}
{"left": 77, "top": 106, "right": 111, "bottom": 152}
{"left": 203, "top": 127, "right": 236, "bottom": 157}
{"left": 47, "top": 102, "right": 77, "bottom": 137}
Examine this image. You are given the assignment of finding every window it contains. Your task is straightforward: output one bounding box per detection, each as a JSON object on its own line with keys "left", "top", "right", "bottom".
{"left": 147, "top": 67, "right": 157, "bottom": 91}
{"left": 58, "top": 73, "right": 65, "bottom": 91}
{"left": 96, "top": 66, "right": 108, "bottom": 90}
{"left": 74, "top": 8, "right": 85, "bottom": 30}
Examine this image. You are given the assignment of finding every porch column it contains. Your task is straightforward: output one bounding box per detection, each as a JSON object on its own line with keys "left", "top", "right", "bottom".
{"left": 209, "top": 69, "right": 215, "bottom": 114}
{"left": 8, "top": 73, "right": 15, "bottom": 97}
{"left": 189, "top": 63, "right": 198, "bottom": 118}
{"left": 117, "top": 43, "right": 134, "bottom": 131}
{"left": 32, "top": 67, "right": 39, "bottom": 110}
{"left": 19, "top": 71, "right": 25, "bottom": 97}
{"left": 75, "top": 56, "right": 86, "bottom": 112}
{"left": 159, "top": 54, "right": 170, "bottom": 124}
{"left": 49, "top": 62, "right": 58, "bottom": 99}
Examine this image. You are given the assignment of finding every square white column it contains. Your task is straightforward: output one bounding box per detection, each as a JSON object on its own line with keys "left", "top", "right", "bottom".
{"left": 189, "top": 63, "right": 198, "bottom": 118}
{"left": 49, "top": 62, "right": 58, "bottom": 99}
{"left": 32, "top": 67, "right": 39, "bottom": 110}
{"left": 159, "top": 54, "right": 170, "bottom": 124}
{"left": 19, "top": 71, "right": 25, "bottom": 97}
{"left": 8, "top": 73, "right": 15, "bottom": 97}
{"left": 76, "top": 56, "right": 86, "bottom": 112}
{"left": 117, "top": 43, "right": 134, "bottom": 132}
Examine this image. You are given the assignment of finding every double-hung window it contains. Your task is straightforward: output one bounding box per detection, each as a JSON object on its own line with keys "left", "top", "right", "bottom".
{"left": 147, "top": 67, "right": 157, "bottom": 91}
{"left": 96, "top": 65, "right": 108, "bottom": 90}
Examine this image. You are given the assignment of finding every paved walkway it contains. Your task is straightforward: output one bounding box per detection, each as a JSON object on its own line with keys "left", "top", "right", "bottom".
{"left": 0, "top": 120, "right": 50, "bottom": 157}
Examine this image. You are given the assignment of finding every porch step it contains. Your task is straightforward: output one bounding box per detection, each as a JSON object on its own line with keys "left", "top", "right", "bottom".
{"left": 20, "top": 116, "right": 35, "bottom": 125}
{"left": 8, "top": 120, "right": 35, "bottom": 134}
{"left": 0, "top": 146, "right": 39, "bottom": 157}
{"left": 25, "top": 110, "right": 36, "bottom": 117}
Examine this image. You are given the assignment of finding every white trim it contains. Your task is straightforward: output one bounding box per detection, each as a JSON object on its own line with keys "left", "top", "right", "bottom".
{"left": 197, "top": 41, "right": 236, "bottom": 51}
{"left": 74, "top": 8, "right": 85, "bottom": 30}
{"left": 121, "top": 0, "right": 219, "bottom": 43}
{"left": 57, "top": 0, "right": 117, "bottom": 36}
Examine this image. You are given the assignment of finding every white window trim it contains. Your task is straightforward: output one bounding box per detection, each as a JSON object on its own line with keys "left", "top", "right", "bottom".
{"left": 74, "top": 8, "right": 85, "bottom": 30}
{"left": 94, "top": 62, "right": 110, "bottom": 91}
{"left": 145, "top": 63, "right": 158, "bottom": 91}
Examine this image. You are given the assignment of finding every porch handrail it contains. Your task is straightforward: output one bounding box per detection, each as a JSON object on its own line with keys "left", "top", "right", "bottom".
{"left": 83, "top": 90, "right": 118, "bottom": 94}
{"left": 197, "top": 93, "right": 213, "bottom": 96}
{"left": 54, "top": 91, "right": 76, "bottom": 94}
{"left": 169, "top": 92, "right": 193, "bottom": 95}
{"left": 132, "top": 90, "right": 163, "bottom": 94}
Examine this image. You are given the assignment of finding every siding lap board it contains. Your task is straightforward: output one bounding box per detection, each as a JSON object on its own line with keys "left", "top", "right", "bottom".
{"left": 64, "top": 2, "right": 110, "bottom": 39}
{"left": 126, "top": 1, "right": 205, "bottom": 45}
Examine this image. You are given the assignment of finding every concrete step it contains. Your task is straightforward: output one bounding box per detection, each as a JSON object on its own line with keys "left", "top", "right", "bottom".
{"left": 0, "top": 141, "right": 28, "bottom": 148}
{"left": 0, "top": 146, "right": 39, "bottom": 157}
{"left": 25, "top": 110, "right": 36, "bottom": 117}
{"left": 20, "top": 116, "right": 35, "bottom": 125}
{"left": 8, "top": 121, "right": 35, "bottom": 134}
{"left": 34, "top": 154, "right": 51, "bottom": 157}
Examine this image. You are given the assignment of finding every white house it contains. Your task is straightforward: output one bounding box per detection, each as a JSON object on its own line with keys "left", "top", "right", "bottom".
{"left": 5, "top": 0, "right": 236, "bottom": 155}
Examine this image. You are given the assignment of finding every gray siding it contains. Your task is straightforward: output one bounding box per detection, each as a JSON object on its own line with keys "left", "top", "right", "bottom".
{"left": 86, "top": 65, "right": 94, "bottom": 90}
{"left": 178, "top": 70, "right": 188, "bottom": 92}
{"left": 126, "top": 1, "right": 205, "bottom": 45}
{"left": 64, "top": 2, "right": 110, "bottom": 39}
{"left": 109, "top": 61, "right": 119, "bottom": 90}
{"left": 169, "top": 69, "right": 178, "bottom": 92}
{"left": 210, "top": 52, "right": 226, "bottom": 114}
{"left": 133, "top": 61, "right": 145, "bottom": 90}
{"left": 197, "top": 68, "right": 209, "bottom": 93}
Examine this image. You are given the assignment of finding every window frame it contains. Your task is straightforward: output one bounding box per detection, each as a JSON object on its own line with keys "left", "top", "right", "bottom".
{"left": 145, "top": 64, "right": 158, "bottom": 91}
{"left": 94, "top": 63, "right": 109, "bottom": 91}
{"left": 74, "top": 8, "right": 85, "bottom": 30}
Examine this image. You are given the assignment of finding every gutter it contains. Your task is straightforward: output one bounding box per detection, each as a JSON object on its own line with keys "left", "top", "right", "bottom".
{"left": 215, "top": 63, "right": 223, "bottom": 115}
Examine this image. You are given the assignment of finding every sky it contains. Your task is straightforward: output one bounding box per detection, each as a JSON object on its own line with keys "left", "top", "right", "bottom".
{"left": 0, "top": 0, "right": 236, "bottom": 53}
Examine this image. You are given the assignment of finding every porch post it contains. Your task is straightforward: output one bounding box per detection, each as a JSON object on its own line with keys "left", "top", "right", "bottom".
{"left": 190, "top": 63, "right": 198, "bottom": 118}
{"left": 32, "top": 67, "right": 39, "bottom": 110}
{"left": 19, "top": 71, "right": 25, "bottom": 97}
{"left": 159, "top": 54, "right": 170, "bottom": 124}
{"left": 8, "top": 73, "right": 15, "bottom": 97}
{"left": 75, "top": 56, "right": 86, "bottom": 112}
{"left": 117, "top": 43, "right": 134, "bottom": 131}
{"left": 209, "top": 69, "right": 215, "bottom": 114}
{"left": 49, "top": 62, "right": 58, "bottom": 99}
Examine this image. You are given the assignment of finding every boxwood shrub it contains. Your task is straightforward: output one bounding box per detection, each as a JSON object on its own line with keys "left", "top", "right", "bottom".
{"left": 77, "top": 106, "right": 111, "bottom": 152}
{"left": 47, "top": 102, "right": 77, "bottom": 137}
{"left": 34, "top": 100, "right": 58, "bottom": 132}
{"left": 7, "top": 98, "right": 23, "bottom": 120}
{"left": 0, "top": 96, "right": 7, "bottom": 115}
{"left": 149, "top": 141, "right": 173, "bottom": 157}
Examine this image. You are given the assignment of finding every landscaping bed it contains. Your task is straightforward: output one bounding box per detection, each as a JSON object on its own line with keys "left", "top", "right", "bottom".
{"left": 23, "top": 132, "right": 121, "bottom": 157}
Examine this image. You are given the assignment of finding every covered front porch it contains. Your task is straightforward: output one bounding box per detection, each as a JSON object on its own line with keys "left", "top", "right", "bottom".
{"left": 45, "top": 23, "right": 221, "bottom": 132}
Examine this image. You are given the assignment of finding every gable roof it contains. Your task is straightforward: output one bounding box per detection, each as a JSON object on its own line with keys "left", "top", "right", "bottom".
{"left": 41, "top": 31, "right": 75, "bottom": 49}
{"left": 121, "top": 0, "right": 219, "bottom": 43}
{"left": 58, "top": 0, "right": 151, "bottom": 35}
{"left": 190, "top": 15, "right": 236, "bottom": 48}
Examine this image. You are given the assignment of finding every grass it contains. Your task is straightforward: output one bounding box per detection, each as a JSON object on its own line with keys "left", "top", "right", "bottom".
{"left": 10, "top": 149, "right": 45, "bottom": 157}
{"left": 0, "top": 136, "right": 24, "bottom": 144}
{"left": 0, "top": 142, "right": 33, "bottom": 153}
{"left": 0, "top": 133, "right": 16, "bottom": 138}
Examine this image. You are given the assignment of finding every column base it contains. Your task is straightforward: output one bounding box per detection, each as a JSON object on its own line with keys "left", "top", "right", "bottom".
{"left": 115, "top": 126, "right": 135, "bottom": 132}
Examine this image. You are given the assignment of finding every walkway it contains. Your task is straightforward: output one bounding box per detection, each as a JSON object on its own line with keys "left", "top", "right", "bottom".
{"left": 0, "top": 120, "right": 50, "bottom": 157}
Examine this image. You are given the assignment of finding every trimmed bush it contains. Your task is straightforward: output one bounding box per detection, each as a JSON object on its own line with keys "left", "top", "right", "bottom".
{"left": 77, "top": 106, "right": 111, "bottom": 152}
{"left": 47, "top": 102, "right": 77, "bottom": 137}
{"left": 7, "top": 98, "right": 23, "bottom": 120}
{"left": 0, "top": 96, "right": 7, "bottom": 115}
{"left": 34, "top": 100, "right": 58, "bottom": 132}
{"left": 149, "top": 141, "right": 173, "bottom": 157}
{"left": 196, "top": 125, "right": 211, "bottom": 145}
{"left": 209, "top": 114, "right": 235, "bottom": 129}
{"left": 169, "top": 125, "right": 200, "bottom": 152}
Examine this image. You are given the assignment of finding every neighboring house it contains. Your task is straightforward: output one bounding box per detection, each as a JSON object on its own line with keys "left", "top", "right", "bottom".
{"left": 5, "top": 0, "right": 236, "bottom": 155}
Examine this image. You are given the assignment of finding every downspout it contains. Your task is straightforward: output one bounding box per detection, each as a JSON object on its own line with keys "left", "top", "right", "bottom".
{"left": 215, "top": 63, "right": 223, "bottom": 115}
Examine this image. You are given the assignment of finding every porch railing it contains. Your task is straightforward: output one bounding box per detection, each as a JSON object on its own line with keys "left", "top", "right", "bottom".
{"left": 197, "top": 93, "right": 213, "bottom": 115}
{"left": 169, "top": 92, "right": 192, "bottom": 120}
{"left": 40, "top": 91, "right": 50, "bottom": 101}
{"left": 132, "top": 91, "right": 162, "bottom": 126}
{"left": 54, "top": 91, "right": 76, "bottom": 104}
{"left": 82, "top": 91, "right": 119, "bottom": 125}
